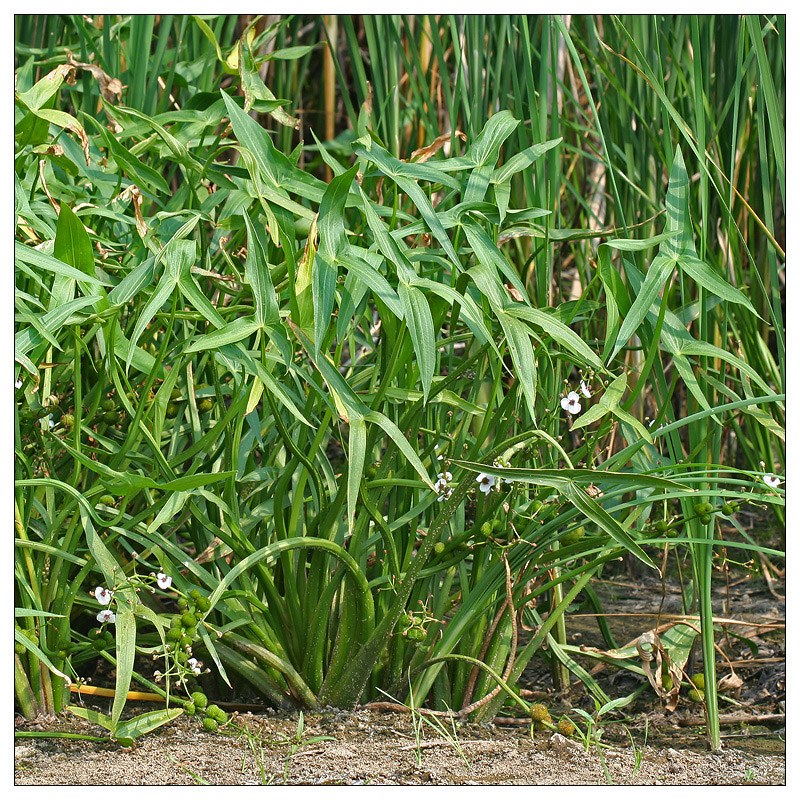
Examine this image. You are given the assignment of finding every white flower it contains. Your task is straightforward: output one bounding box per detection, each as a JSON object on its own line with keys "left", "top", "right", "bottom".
{"left": 47, "top": 415, "right": 55, "bottom": 428}
{"left": 94, "top": 586, "right": 113, "bottom": 605}
{"left": 96, "top": 609, "right": 116, "bottom": 624}
{"left": 476, "top": 473, "right": 496, "bottom": 495}
{"left": 156, "top": 572, "right": 173, "bottom": 590}
{"left": 187, "top": 657, "right": 202, "bottom": 675}
{"left": 580, "top": 380, "right": 592, "bottom": 399}
{"left": 436, "top": 487, "right": 453, "bottom": 502}
{"left": 560, "top": 391, "right": 582, "bottom": 416}
{"left": 15, "top": 378, "right": 23, "bottom": 390}
{"left": 762, "top": 473, "right": 782, "bottom": 489}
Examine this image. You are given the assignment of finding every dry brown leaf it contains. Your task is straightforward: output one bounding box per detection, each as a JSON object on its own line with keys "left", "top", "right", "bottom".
{"left": 409, "top": 130, "right": 467, "bottom": 163}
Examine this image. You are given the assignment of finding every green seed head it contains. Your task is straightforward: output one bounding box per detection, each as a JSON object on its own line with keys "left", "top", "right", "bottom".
{"left": 167, "top": 627, "right": 183, "bottom": 641}
{"left": 184, "top": 701, "right": 196, "bottom": 716}
{"left": 560, "top": 527, "right": 585, "bottom": 546}
{"left": 181, "top": 612, "right": 196, "bottom": 628}
{"left": 196, "top": 597, "right": 211, "bottom": 613}
{"left": 201, "top": 717, "right": 218, "bottom": 732}
{"left": 102, "top": 411, "right": 118, "bottom": 425}
{"left": 62, "top": 413, "right": 74, "bottom": 429}
{"left": 206, "top": 704, "right": 227, "bottom": 724}
{"left": 691, "top": 673, "right": 705, "bottom": 690}
{"left": 688, "top": 689, "right": 705, "bottom": 703}
{"left": 98, "top": 494, "right": 115, "bottom": 506}
{"left": 433, "top": 542, "right": 446, "bottom": 555}
{"left": 170, "top": 388, "right": 181, "bottom": 401}
{"left": 480, "top": 522, "right": 493, "bottom": 537}
{"left": 662, "top": 674, "right": 674, "bottom": 691}
{"left": 530, "top": 704, "right": 550, "bottom": 723}
{"left": 198, "top": 398, "right": 214, "bottom": 414}
{"left": 180, "top": 636, "right": 193, "bottom": 648}
{"left": 165, "top": 402, "right": 180, "bottom": 418}
{"left": 557, "top": 718, "right": 575, "bottom": 737}
{"left": 101, "top": 398, "right": 116, "bottom": 412}
{"left": 190, "top": 691, "right": 208, "bottom": 709}
{"left": 654, "top": 520, "right": 669, "bottom": 533}
{"left": 700, "top": 514, "right": 712, "bottom": 525}
{"left": 406, "top": 627, "right": 426, "bottom": 641}
{"left": 721, "top": 503, "right": 734, "bottom": 515}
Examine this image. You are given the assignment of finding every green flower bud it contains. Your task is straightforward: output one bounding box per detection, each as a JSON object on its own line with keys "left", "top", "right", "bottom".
{"left": 721, "top": 503, "right": 734, "bottom": 515}
{"left": 206, "top": 704, "right": 227, "bottom": 724}
{"left": 480, "top": 522, "right": 493, "bottom": 537}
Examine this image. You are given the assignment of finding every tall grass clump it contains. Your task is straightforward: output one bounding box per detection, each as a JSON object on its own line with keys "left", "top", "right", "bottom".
{"left": 15, "top": 14, "right": 783, "bottom": 751}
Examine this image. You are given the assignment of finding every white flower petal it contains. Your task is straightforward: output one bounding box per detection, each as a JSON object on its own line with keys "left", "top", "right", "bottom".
{"left": 762, "top": 473, "right": 781, "bottom": 489}
{"left": 580, "top": 381, "right": 591, "bottom": 398}
{"left": 95, "top": 587, "right": 113, "bottom": 605}
{"left": 96, "top": 609, "right": 116, "bottom": 624}
{"left": 156, "top": 572, "right": 173, "bottom": 590}
{"left": 560, "top": 397, "right": 571, "bottom": 411}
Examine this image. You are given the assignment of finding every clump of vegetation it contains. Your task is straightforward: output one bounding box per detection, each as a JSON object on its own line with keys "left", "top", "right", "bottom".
{"left": 15, "top": 14, "right": 783, "bottom": 752}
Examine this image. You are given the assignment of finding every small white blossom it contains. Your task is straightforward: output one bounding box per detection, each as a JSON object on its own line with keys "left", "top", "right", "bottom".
{"left": 187, "top": 657, "right": 202, "bottom": 675}
{"left": 580, "top": 380, "right": 592, "bottom": 399}
{"left": 560, "top": 392, "right": 582, "bottom": 416}
{"left": 156, "top": 572, "right": 173, "bottom": 590}
{"left": 94, "top": 586, "right": 113, "bottom": 605}
{"left": 96, "top": 609, "right": 116, "bottom": 624}
{"left": 762, "top": 473, "right": 781, "bottom": 489}
{"left": 47, "top": 415, "right": 55, "bottom": 428}
{"left": 476, "top": 473, "right": 496, "bottom": 495}
{"left": 434, "top": 471, "right": 453, "bottom": 501}
{"left": 15, "top": 377, "right": 23, "bottom": 390}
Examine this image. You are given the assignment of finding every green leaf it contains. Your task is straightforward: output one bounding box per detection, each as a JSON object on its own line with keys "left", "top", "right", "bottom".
{"left": 114, "top": 708, "right": 184, "bottom": 741}
{"left": 398, "top": 282, "right": 435, "bottom": 402}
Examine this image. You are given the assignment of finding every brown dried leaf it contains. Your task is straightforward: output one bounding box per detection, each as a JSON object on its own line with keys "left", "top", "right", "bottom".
{"left": 409, "top": 130, "right": 467, "bottom": 163}
{"left": 67, "top": 54, "right": 124, "bottom": 103}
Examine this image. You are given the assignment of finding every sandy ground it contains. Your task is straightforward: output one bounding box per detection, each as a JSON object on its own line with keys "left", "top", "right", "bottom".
{"left": 14, "top": 707, "right": 785, "bottom": 786}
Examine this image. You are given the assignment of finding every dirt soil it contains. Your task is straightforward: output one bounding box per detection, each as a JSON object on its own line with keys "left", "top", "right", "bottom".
{"left": 14, "top": 706, "right": 784, "bottom": 786}
{"left": 15, "top": 553, "right": 785, "bottom": 786}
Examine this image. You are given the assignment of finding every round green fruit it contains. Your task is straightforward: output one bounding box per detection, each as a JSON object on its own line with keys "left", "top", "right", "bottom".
{"left": 184, "top": 701, "right": 196, "bottom": 716}
{"left": 206, "top": 704, "right": 227, "bottom": 724}
{"left": 557, "top": 718, "right": 575, "bottom": 736}
{"left": 196, "top": 597, "right": 211, "bottom": 613}
{"left": 103, "top": 411, "right": 118, "bottom": 425}
{"left": 189, "top": 590, "right": 201, "bottom": 600}
{"left": 700, "top": 514, "right": 712, "bottom": 525}
{"left": 433, "top": 542, "right": 445, "bottom": 555}
{"left": 170, "top": 388, "right": 182, "bottom": 401}
{"left": 201, "top": 717, "right": 218, "bottom": 732}
{"left": 198, "top": 398, "right": 214, "bottom": 414}
{"left": 190, "top": 691, "right": 208, "bottom": 710}
{"left": 406, "top": 627, "right": 426, "bottom": 641}
{"left": 98, "top": 495, "right": 115, "bottom": 506}
{"left": 167, "top": 627, "right": 182, "bottom": 641}
{"left": 662, "top": 674, "right": 674, "bottom": 691}
{"left": 688, "top": 689, "right": 705, "bottom": 703}
{"left": 530, "top": 704, "right": 550, "bottom": 723}
{"left": 101, "top": 398, "right": 116, "bottom": 412}
{"left": 654, "top": 520, "right": 669, "bottom": 534}
{"left": 560, "top": 527, "right": 585, "bottom": 546}
{"left": 165, "top": 402, "right": 180, "bottom": 419}
{"left": 721, "top": 503, "right": 734, "bottom": 515}
{"left": 691, "top": 673, "right": 705, "bottom": 690}
{"left": 181, "top": 612, "right": 196, "bottom": 628}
